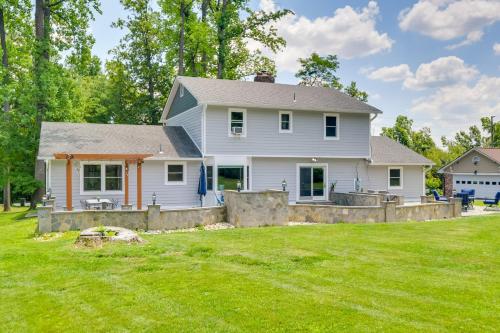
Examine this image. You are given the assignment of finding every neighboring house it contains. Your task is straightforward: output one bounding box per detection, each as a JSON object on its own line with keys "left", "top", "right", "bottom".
{"left": 439, "top": 147, "right": 500, "bottom": 198}
{"left": 37, "top": 74, "right": 433, "bottom": 211}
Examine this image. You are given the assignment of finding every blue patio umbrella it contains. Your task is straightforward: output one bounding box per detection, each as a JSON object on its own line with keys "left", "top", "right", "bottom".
{"left": 198, "top": 162, "right": 207, "bottom": 206}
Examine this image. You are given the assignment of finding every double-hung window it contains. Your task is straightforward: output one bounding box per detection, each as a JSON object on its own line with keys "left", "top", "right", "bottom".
{"left": 228, "top": 108, "right": 246, "bottom": 137}
{"left": 279, "top": 111, "right": 292, "bottom": 133}
{"left": 165, "top": 162, "right": 186, "bottom": 185}
{"left": 388, "top": 167, "right": 403, "bottom": 189}
{"left": 82, "top": 163, "right": 123, "bottom": 194}
{"left": 324, "top": 113, "right": 339, "bottom": 140}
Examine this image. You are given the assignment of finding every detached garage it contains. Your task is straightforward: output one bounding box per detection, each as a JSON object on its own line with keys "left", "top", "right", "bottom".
{"left": 439, "top": 148, "right": 500, "bottom": 199}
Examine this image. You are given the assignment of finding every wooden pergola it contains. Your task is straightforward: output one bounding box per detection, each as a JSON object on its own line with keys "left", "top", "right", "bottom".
{"left": 53, "top": 153, "right": 153, "bottom": 211}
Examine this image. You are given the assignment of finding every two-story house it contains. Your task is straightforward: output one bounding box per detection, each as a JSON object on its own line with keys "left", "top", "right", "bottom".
{"left": 38, "top": 74, "right": 433, "bottom": 211}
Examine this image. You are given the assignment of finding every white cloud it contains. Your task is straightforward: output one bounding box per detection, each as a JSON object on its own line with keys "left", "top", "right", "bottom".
{"left": 399, "top": 0, "right": 500, "bottom": 49}
{"left": 494, "top": 43, "right": 500, "bottom": 55}
{"left": 409, "top": 76, "right": 500, "bottom": 139}
{"left": 253, "top": 0, "right": 393, "bottom": 73}
{"left": 367, "top": 64, "right": 412, "bottom": 82}
{"left": 404, "top": 56, "right": 478, "bottom": 90}
{"left": 366, "top": 56, "right": 478, "bottom": 90}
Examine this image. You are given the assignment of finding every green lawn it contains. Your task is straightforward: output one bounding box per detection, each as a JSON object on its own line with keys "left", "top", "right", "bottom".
{"left": 0, "top": 210, "right": 499, "bottom": 332}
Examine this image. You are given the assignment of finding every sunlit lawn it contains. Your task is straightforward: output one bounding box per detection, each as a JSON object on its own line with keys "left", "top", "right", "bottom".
{"left": 0, "top": 208, "right": 499, "bottom": 332}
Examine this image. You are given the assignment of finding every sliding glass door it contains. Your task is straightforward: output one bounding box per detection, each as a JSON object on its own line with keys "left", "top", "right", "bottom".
{"left": 298, "top": 165, "right": 326, "bottom": 201}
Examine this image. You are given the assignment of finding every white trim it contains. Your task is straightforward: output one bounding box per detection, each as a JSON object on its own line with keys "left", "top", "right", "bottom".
{"left": 79, "top": 161, "right": 125, "bottom": 196}
{"left": 164, "top": 161, "right": 187, "bottom": 185}
{"left": 205, "top": 102, "right": 382, "bottom": 115}
{"left": 227, "top": 108, "right": 247, "bottom": 138}
{"left": 449, "top": 172, "right": 500, "bottom": 176}
{"left": 388, "top": 166, "right": 403, "bottom": 190}
{"left": 202, "top": 103, "right": 207, "bottom": 155}
{"left": 179, "top": 84, "right": 184, "bottom": 98}
{"left": 323, "top": 113, "right": 339, "bottom": 140}
{"left": 146, "top": 157, "right": 203, "bottom": 161}
{"left": 278, "top": 110, "right": 293, "bottom": 133}
{"left": 296, "top": 163, "right": 328, "bottom": 201}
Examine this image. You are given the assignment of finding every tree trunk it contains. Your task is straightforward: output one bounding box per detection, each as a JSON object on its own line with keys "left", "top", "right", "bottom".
{"left": 216, "top": 0, "right": 228, "bottom": 79}
{"left": 0, "top": 7, "right": 9, "bottom": 113}
{"left": 201, "top": 0, "right": 208, "bottom": 75}
{"left": 178, "top": 0, "right": 185, "bottom": 75}
{"left": 31, "top": 0, "right": 51, "bottom": 209}
{"left": 3, "top": 169, "right": 10, "bottom": 212}
{"left": 1, "top": 7, "right": 11, "bottom": 212}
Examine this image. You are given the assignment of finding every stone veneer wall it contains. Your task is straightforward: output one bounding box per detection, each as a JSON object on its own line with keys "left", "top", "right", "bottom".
{"left": 225, "top": 190, "right": 288, "bottom": 227}
{"left": 329, "top": 191, "right": 404, "bottom": 206}
{"left": 39, "top": 206, "right": 225, "bottom": 233}
{"left": 289, "top": 204, "right": 386, "bottom": 224}
{"left": 38, "top": 192, "right": 462, "bottom": 233}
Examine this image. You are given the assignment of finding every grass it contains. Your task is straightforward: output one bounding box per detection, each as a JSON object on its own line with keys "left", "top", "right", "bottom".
{"left": 0, "top": 210, "right": 499, "bottom": 332}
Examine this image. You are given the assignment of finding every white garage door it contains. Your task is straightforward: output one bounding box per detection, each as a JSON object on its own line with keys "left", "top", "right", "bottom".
{"left": 453, "top": 175, "right": 500, "bottom": 199}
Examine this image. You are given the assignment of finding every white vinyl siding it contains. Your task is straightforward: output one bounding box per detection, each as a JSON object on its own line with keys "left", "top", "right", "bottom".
{"left": 206, "top": 106, "right": 370, "bottom": 157}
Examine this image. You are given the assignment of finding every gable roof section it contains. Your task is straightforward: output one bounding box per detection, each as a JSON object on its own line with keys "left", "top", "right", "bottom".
{"left": 161, "top": 76, "right": 382, "bottom": 121}
{"left": 438, "top": 147, "right": 500, "bottom": 173}
{"left": 38, "top": 122, "right": 202, "bottom": 160}
{"left": 370, "top": 136, "right": 434, "bottom": 165}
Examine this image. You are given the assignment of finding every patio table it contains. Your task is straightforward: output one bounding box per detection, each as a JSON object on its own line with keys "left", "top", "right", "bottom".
{"left": 85, "top": 199, "right": 112, "bottom": 210}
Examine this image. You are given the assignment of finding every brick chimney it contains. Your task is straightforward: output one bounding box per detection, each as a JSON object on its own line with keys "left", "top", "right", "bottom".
{"left": 254, "top": 71, "right": 275, "bottom": 83}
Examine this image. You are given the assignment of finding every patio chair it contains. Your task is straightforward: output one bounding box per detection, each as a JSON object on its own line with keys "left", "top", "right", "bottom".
{"left": 111, "top": 198, "right": 120, "bottom": 210}
{"left": 461, "top": 189, "right": 475, "bottom": 205}
{"left": 80, "top": 200, "right": 88, "bottom": 210}
{"left": 432, "top": 190, "right": 448, "bottom": 202}
{"left": 214, "top": 191, "right": 224, "bottom": 206}
{"left": 483, "top": 192, "right": 500, "bottom": 207}
{"left": 455, "top": 193, "right": 470, "bottom": 211}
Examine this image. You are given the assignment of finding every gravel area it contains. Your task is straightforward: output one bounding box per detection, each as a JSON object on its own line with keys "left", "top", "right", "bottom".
{"left": 288, "top": 221, "right": 318, "bottom": 226}
{"left": 144, "top": 223, "right": 234, "bottom": 235}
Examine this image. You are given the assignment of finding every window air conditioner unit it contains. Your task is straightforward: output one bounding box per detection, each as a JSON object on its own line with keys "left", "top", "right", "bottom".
{"left": 231, "top": 126, "right": 243, "bottom": 135}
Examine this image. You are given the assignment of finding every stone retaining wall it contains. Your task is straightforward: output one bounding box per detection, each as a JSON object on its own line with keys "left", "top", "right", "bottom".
{"left": 225, "top": 190, "right": 288, "bottom": 227}
{"left": 38, "top": 191, "right": 462, "bottom": 233}
{"left": 329, "top": 191, "right": 404, "bottom": 206}
{"left": 290, "top": 199, "right": 461, "bottom": 224}
{"left": 38, "top": 205, "right": 225, "bottom": 233}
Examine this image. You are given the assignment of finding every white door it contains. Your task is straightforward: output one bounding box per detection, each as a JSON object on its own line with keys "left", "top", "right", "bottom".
{"left": 453, "top": 175, "right": 500, "bottom": 198}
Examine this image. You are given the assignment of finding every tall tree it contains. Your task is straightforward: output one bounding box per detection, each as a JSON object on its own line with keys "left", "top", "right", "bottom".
{"left": 111, "top": 0, "right": 171, "bottom": 124}
{"left": 0, "top": 2, "right": 9, "bottom": 210}
{"left": 295, "top": 52, "right": 369, "bottom": 102}
{"left": 211, "top": 0, "right": 291, "bottom": 79}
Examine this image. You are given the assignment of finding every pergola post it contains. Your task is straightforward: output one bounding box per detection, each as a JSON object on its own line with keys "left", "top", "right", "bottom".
{"left": 137, "top": 160, "right": 143, "bottom": 210}
{"left": 124, "top": 161, "right": 129, "bottom": 205}
{"left": 65, "top": 155, "right": 73, "bottom": 211}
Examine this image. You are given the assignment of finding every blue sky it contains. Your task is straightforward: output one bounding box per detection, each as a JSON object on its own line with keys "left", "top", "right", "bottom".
{"left": 90, "top": 0, "right": 500, "bottom": 143}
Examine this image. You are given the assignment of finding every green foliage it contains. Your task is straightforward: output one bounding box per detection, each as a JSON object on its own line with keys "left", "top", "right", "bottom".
{"left": 295, "top": 52, "right": 369, "bottom": 102}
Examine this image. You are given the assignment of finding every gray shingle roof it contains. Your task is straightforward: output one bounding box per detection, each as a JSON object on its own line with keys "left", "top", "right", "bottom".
{"left": 370, "top": 136, "right": 434, "bottom": 165}
{"left": 175, "top": 76, "right": 382, "bottom": 114}
{"left": 38, "top": 122, "right": 202, "bottom": 159}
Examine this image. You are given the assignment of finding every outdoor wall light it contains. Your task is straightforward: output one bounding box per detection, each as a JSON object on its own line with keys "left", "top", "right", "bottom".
{"left": 312, "top": 158, "right": 318, "bottom": 162}
{"left": 152, "top": 192, "right": 157, "bottom": 205}
{"left": 237, "top": 181, "right": 242, "bottom": 192}
{"left": 282, "top": 179, "right": 287, "bottom": 191}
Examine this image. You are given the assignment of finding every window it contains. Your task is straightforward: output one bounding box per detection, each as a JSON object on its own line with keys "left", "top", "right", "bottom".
{"left": 217, "top": 166, "right": 244, "bottom": 191}
{"left": 279, "top": 111, "right": 292, "bottom": 133}
{"left": 105, "top": 165, "right": 123, "bottom": 191}
{"left": 207, "top": 166, "right": 213, "bottom": 191}
{"left": 388, "top": 167, "right": 403, "bottom": 189}
{"left": 479, "top": 181, "right": 484, "bottom": 185}
{"left": 493, "top": 182, "right": 497, "bottom": 185}
{"left": 165, "top": 162, "right": 186, "bottom": 185}
{"left": 83, "top": 165, "right": 101, "bottom": 192}
{"left": 473, "top": 181, "right": 477, "bottom": 184}
{"left": 461, "top": 181, "right": 466, "bottom": 184}
{"left": 456, "top": 180, "right": 460, "bottom": 184}
{"left": 467, "top": 181, "right": 471, "bottom": 184}
{"left": 486, "top": 181, "right": 490, "bottom": 185}
{"left": 324, "top": 113, "right": 339, "bottom": 140}
{"left": 228, "top": 108, "right": 246, "bottom": 137}
{"left": 81, "top": 163, "right": 123, "bottom": 194}
{"left": 179, "top": 85, "right": 184, "bottom": 98}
